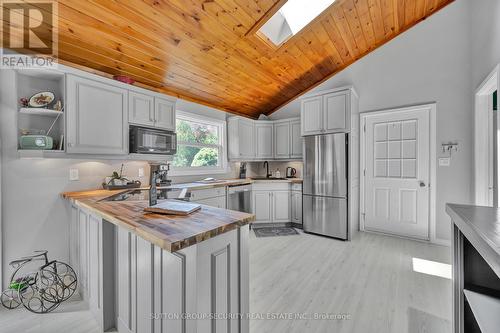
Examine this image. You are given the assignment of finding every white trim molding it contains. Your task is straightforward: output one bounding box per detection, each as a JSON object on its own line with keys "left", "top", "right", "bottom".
{"left": 360, "top": 103, "right": 439, "bottom": 245}
{"left": 474, "top": 64, "right": 499, "bottom": 206}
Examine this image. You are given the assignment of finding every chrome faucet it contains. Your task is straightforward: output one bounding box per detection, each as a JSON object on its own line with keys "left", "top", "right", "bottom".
{"left": 263, "top": 161, "right": 271, "bottom": 178}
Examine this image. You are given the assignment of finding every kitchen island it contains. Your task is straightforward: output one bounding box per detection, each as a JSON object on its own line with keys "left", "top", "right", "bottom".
{"left": 62, "top": 188, "right": 255, "bottom": 333}
{"left": 446, "top": 204, "right": 500, "bottom": 333}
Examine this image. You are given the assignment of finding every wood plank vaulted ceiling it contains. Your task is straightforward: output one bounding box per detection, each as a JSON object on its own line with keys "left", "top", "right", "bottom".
{"left": 6, "top": 0, "right": 454, "bottom": 118}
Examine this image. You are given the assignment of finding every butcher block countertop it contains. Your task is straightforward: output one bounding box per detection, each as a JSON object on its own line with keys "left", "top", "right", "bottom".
{"left": 62, "top": 189, "right": 255, "bottom": 252}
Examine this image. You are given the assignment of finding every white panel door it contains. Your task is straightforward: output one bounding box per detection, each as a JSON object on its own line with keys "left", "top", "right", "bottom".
{"left": 272, "top": 191, "right": 290, "bottom": 222}
{"left": 290, "top": 119, "right": 303, "bottom": 158}
{"left": 301, "top": 96, "right": 323, "bottom": 136}
{"left": 363, "top": 107, "right": 430, "bottom": 239}
{"left": 239, "top": 118, "right": 255, "bottom": 159}
{"left": 129, "top": 91, "right": 154, "bottom": 127}
{"left": 66, "top": 75, "right": 128, "bottom": 154}
{"left": 253, "top": 191, "right": 272, "bottom": 223}
{"left": 324, "top": 91, "right": 348, "bottom": 132}
{"left": 154, "top": 97, "right": 176, "bottom": 130}
{"left": 274, "top": 121, "right": 290, "bottom": 159}
{"left": 255, "top": 122, "right": 274, "bottom": 159}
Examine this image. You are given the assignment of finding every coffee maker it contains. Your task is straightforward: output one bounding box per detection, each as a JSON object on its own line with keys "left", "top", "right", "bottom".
{"left": 149, "top": 163, "right": 171, "bottom": 187}
{"left": 239, "top": 162, "right": 247, "bottom": 179}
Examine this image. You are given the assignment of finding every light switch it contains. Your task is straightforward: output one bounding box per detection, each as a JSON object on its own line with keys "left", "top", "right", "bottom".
{"left": 138, "top": 168, "right": 144, "bottom": 177}
{"left": 69, "top": 168, "right": 79, "bottom": 181}
{"left": 439, "top": 157, "right": 451, "bottom": 167}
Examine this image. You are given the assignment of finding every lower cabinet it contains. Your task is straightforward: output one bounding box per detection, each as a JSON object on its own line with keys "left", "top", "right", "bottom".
{"left": 70, "top": 203, "right": 250, "bottom": 333}
{"left": 190, "top": 187, "right": 227, "bottom": 209}
{"left": 291, "top": 191, "right": 302, "bottom": 225}
{"left": 194, "top": 195, "right": 226, "bottom": 209}
{"left": 252, "top": 183, "right": 290, "bottom": 224}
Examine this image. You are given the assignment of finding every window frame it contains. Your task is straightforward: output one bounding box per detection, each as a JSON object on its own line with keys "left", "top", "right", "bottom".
{"left": 169, "top": 110, "right": 228, "bottom": 176}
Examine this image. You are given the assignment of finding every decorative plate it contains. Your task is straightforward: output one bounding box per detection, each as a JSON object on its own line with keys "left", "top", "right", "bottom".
{"left": 28, "top": 91, "right": 55, "bottom": 108}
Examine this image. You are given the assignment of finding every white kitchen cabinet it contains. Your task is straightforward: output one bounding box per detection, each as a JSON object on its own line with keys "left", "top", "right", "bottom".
{"left": 272, "top": 191, "right": 290, "bottom": 222}
{"left": 274, "top": 118, "right": 302, "bottom": 159}
{"left": 154, "top": 96, "right": 176, "bottom": 130}
{"left": 301, "top": 96, "right": 323, "bottom": 136}
{"left": 274, "top": 121, "right": 290, "bottom": 159}
{"left": 324, "top": 91, "right": 348, "bottom": 132}
{"left": 300, "top": 87, "right": 356, "bottom": 136}
{"left": 291, "top": 186, "right": 302, "bottom": 225}
{"left": 255, "top": 122, "right": 274, "bottom": 159}
{"left": 128, "top": 91, "right": 154, "bottom": 127}
{"left": 290, "top": 119, "right": 303, "bottom": 159}
{"left": 228, "top": 117, "right": 255, "bottom": 160}
{"left": 196, "top": 195, "right": 227, "bottom": 209}
{"left": 253, "top": 191, "right": 273, "bottom": 223}
{"left": 66, "top": 75, "right": 128, "bottom": 154}
{"left": 88, "top": 214, "right": 101, "bottom": 324}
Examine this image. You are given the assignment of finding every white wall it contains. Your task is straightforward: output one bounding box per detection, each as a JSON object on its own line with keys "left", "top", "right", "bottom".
{"left": 0, "top": 69, "right": 236, "bottom": 287}
{"left": 271, "top": 0, "right": 473, "bottom": 243}
{"left": 470, "top": 0, "right": 500, "bottom": 90}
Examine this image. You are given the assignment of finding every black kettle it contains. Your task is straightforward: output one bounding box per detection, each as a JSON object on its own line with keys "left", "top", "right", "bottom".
{"left": 286, "top": 167, "right": 297, "bottom": 178}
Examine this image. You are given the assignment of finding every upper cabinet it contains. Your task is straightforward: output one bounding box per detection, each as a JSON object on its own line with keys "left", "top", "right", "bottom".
{"left": 66, "top": 75, "right": 128, "bottom": 155}
{"left": 274, "top": 118, "right": 303, "bottom": 160}
{"left": 129, "top": 93, "right": 176, "bottom": 131}
{"left": 255, "top": 122, "right": 274, "bottom": 159}
{"left": 228, "top": 117, "right": 255, "bottom": 160}
{"left": 128, "top": 91, "right": 154, "bottom": 127}
{"left": 228, "top": 117, "right": 302, "bottom": 161}
{"left": 301, "top": 87, "right": 357, "bottom": 136}
{"left": 154, "top": 96, "right": 176, "bottom": 130}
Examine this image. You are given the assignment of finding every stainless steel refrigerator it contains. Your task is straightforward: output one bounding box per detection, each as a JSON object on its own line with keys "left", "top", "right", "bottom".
{"left": 303, "top": 133, "right": 348, "bottom": 240}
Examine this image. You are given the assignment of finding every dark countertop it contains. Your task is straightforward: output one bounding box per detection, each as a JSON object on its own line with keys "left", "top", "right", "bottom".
{"left": 446, "top": 203, "right": 500, "bottom": 278}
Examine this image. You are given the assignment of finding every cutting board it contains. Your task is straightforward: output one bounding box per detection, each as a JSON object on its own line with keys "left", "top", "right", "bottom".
{"left": 144, "top": 200, "right": 202, "bottom": 216}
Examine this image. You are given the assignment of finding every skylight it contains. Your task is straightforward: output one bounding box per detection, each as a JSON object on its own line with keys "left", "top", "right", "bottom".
{"left": 258, "top": 0, "right": 336, "bottom": 46}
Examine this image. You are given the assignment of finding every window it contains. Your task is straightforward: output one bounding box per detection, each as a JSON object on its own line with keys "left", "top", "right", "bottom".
{"left": 171, "top": 111, "right": 227, "bottom": 175}
{"left": 258, "top": 0, "right": 337, "bottom": 46}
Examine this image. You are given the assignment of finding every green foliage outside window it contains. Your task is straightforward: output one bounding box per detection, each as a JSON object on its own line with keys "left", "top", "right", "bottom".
{"left": 173, "top": 118, "right": 220, "bottom": 168}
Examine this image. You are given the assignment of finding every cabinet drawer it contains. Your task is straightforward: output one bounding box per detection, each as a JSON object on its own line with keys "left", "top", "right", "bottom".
{"left": 291, "top": 183, "right": 302, "bottom": 192}
{"left": 189, "top": 187, "right": 226, "bottom": 201}
{"left": 252, "top": 182, "right": 290, "bottom": 191}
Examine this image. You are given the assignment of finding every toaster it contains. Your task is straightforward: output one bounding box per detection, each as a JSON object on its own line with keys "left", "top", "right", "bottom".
{"left": 20, "top": 135, "right": 53, "bottom": 150}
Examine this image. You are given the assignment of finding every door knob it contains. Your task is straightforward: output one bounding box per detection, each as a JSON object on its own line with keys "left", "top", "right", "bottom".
{"left": 419, "top": 181, "right": 426, "bottom": 187}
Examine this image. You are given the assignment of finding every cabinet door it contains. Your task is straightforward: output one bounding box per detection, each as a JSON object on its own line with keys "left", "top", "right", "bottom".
{"left": 324, "top": 91, "right": 349, "bottom": 133}
{"left": 239, "top": 118, "right": 255, "bottom": 159}
{"left": 273, "top": 191, "right": 290, "bottom": 222}
{"left": 78, "top": 210, "right": 89, "bottom": 298}
{"left": 274, "top": 121, "right": 290, "bottom": 159}
{"left": 253, "top": 191, "right": 272, "bottom": 223}
{"left": 66, "top": 75, "right": 128, "bottom": 154}
{"left": 290, "top": 119, "right": 303, "bottom": 159}
{"left": 129, "top": 91, "right": 154, "bottom": 127}
{"left": 301, "top": 96, "right": 323, "bottom": 136}
{"left": 291, "top": 192, "right": 302, "bottom": 224}
{"left": 196, "top": 196, "right": 227, "bottom": 209}
{"left": 154, "top": 97, "right": 176, "bottom": 130}
{"left": 255, "top": 122, "right": 274, "bottom": 159}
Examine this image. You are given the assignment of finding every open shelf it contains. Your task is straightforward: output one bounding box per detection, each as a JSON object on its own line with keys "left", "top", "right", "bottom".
{"left": 19, "top": 108, "right": 63, "bottom": 117}
{"left": 18, "top": 150, "right": 65, "bottom": 159}
{"left": 464, "top": 288, "right": 500, "bottom": 333}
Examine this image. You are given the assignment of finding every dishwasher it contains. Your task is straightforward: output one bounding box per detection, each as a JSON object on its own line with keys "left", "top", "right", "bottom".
{"left": 227, "top": 184, "right": 252, "bottom": 213}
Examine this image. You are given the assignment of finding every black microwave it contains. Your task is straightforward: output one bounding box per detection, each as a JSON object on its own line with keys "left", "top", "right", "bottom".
{"left": 129, "top": 126, "right": 177, "bottom": 155}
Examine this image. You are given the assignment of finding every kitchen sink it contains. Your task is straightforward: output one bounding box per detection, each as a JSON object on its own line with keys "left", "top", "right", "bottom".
{"left": 250, "top": 177, "right": 288, "bottom": 180}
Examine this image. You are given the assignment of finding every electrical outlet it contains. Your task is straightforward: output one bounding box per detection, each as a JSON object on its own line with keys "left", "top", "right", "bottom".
{"left": 439, "top": 157, "right": 451, "bottom": 167}
{"left": 69, "top": 168, "right": 79, "bottom": 181}
{"left": 138, "top": 168, "right": 144, "bottom": 177}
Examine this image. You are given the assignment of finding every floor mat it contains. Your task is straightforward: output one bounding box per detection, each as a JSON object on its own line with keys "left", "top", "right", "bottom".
{"left": 253, "top": 227, "right": 299, "bottom": 238}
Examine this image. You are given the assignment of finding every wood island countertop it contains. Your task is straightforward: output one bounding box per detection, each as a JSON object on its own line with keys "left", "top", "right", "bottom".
{"left": 62, "top": 188, "right": 255, "bottom": 252}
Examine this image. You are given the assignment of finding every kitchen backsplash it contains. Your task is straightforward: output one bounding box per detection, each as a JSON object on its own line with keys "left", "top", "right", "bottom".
{"left": 246, "top": 161, "right": 303, "bottom": 178}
